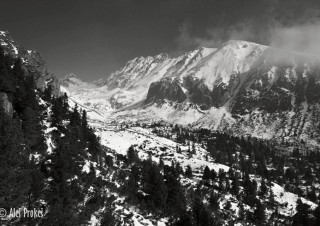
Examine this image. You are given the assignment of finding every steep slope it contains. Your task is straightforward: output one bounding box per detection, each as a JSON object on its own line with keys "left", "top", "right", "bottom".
{"left": 0, "top": 30, "right": 59, "bottom": 94}
{"left": 62, "top": 47, "right": 216, "bottom": 110}
{"left": 63, "top": 40, "right": 320, "bottom": 148}
{"left": 60, "top": 73, "right": 97, "bottom": 92}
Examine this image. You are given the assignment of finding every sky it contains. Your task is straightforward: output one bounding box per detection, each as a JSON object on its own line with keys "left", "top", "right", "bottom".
{"left": 2, "top": 0, "right": 320, "bottom": 81}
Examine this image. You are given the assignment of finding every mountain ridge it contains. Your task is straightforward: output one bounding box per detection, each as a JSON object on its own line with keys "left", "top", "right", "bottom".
{"left": 0, "top": 30, "right": 60, "bottom": 95}
{"left": 62, "top": 40, "right": 320, "bottom": 148}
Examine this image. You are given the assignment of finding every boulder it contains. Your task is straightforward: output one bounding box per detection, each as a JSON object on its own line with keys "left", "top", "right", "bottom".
{"left": 0, "top": 92, "right": 13, "bottom": 118}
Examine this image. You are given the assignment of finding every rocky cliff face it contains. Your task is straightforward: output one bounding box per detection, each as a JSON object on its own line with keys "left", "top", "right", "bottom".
{"left": 146, "top": 78, "right": 186, "bottom": 103}
{"left": 0, "top": 31, "right": 60, "bottom": 95}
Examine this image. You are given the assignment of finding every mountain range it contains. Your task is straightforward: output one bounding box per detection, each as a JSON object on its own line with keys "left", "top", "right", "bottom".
{"left": 60, "top": 40, "right": 320, "bottom": 149}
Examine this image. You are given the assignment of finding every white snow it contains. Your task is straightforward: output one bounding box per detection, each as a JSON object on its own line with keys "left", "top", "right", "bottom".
{"left": 11, "top": 43, "right": 18, "bottom": 54}
{"left": 271, "top": 182, "right": 317, "bottom": 216}
{"left": 98, "top": 126, "right": 229, "bottom": 174}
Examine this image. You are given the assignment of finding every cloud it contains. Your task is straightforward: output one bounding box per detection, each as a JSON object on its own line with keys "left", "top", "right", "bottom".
{"left": 269, "top": 22, "right": 320, "bottom": 55}
{"left": 176, "top": 21, "right": 257, "bottom": 49}
{"left": 176, "top": 19, "right": 320, "bottom": 58}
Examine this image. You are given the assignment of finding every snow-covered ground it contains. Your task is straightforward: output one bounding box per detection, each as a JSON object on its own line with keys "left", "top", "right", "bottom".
{"left": 97, "top": 126, "right": 229, "bottom": 173}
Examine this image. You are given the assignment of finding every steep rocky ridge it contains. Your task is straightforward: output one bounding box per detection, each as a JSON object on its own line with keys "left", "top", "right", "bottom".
{"left": 0, "top": 30, "right": 60, "bottom": 95}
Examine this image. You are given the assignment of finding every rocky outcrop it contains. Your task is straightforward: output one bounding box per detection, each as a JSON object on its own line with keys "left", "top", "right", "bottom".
{"left": 146, "top": 78, "right": 186, "bottom": 103}
{"left": 0, "top": 31, "right": 60, "bottom": 96}
{"left": 0, "top": 92, "right": 13, "bottom": 118}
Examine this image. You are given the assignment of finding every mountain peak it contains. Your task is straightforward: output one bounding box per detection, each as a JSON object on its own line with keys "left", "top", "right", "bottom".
{"left": 222, "top": 39, "right": 264, "bottom": 47}
{"left": 63, "top": 73, "right": 83, "bottom": 81}
{"left": 60, "top": 73, "right": 97, "bottom": 92}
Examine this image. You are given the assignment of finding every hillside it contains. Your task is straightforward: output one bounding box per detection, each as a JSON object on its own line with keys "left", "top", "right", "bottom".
{"left": 1, "top": 30, "right": 320, "bottom": 226}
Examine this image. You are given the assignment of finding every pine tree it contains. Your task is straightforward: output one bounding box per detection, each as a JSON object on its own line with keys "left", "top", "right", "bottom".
{"left": 45, "top": 132, "right": 84, "bottom": 225}
{"left": 81, "top": 109, "right": 88, "bottom": 139}
{"left": 218, "top": 168, "right": 226, "bottom": 181}
{"left": 127, "top": 145, "right": 139, "bottom": 164}
{"left": 175, "top": 211, "right": 193, "bottom": 226}
{"left": 0, "top": 47, "right": 13, "bottom": 93}
{"left": 62, "top": 92, "right": 69, "bottom": 109}
{"left": 231, "top": 175, "right": 240, "bottom": 195}
{"left": 43, "top": 84, "right": 53, "bottom": 102}
{"left": 127, "top": 164, "right": 140, "bottom": 201}
{"left": 192, "top": 197, "right": 215, "bottom": 226}
{"left": 21, "top": 107, "right": 46, "bottom": 153}
{"left": 238, "top": 201, "right": 245, "bottom": 221}
{"left": 292, "top": 198, "right": 310, "bottom": 225}
{"left": 225, "top": 200, "right": 232, "bottom": 210}
{"left": 101, "top": 208, "right": 116, "bottom": 226}
{"left": 159, "top": 157, "right": 164, "bottom": 169}
{"left": 209, "top": 192, "right": 219, "bottom": 211}
{"left": 165, "top": 173, "right": 186, "bottom": 213}
{"left": 185, "top": 165, "right": 193, "bottom": 178}
{"left": 314, "top": 205, "right": 320, "bottom": 225}
{"left": 86, "top": 127, "right": 101, "bottom": 162}
{"left": 202, "top": 166, "right": 211, "bottom": 181}
{"left": 210, "top": 169, "right": 217, "bottom": 181}
{"left": 260, "top": 179, "right": 268, "bottom": 197}
{"left": 175, "top": 162, "right": 184, "bottom": 176}
{"left": 141, "top": 161, "right": 167, "bottom": 210}
{"left": 192, "top": 142, "right": 196, "bottom": 154}
{"left": 254, "top": 200, "right": 266, "bottom": 224}
{"left": 27, "top": 158, "right": 45, "bottom": 209}
{"left": 0, "top": 112, "right": 31, "bottom": 210}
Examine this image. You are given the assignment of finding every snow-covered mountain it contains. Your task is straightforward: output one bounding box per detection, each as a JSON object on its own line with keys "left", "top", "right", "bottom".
{"left": 60, "top": 73, "right": 97, "bottom": 93}
{"left": 62, "top": 40, "right": 320, "bottom": 148}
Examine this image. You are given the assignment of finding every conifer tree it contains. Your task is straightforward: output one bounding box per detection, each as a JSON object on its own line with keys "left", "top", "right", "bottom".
{"left": 209, "top": 192, "right": 219, "bottom": 211}
{"left": 192, "top": 197, "right": 215, "bottom": 226}
{"left": 185, "top": 165, "right": 193, "bottom": 178}
{"left": 254, "top": 200, "right": 266, "bottom": 224}
{"left": 127, "top": 164, "right": 140, "bottom": 201}
{"left": 292, "top": 198, "right": 310, "bottom": 225}
{"left": 202, "top": 166, "right": 211, "bottom": 181}
{"left": 260, "top": 179, "right": 268, "bottom": 197}
{"left": 127, "top": 145, "right": 139, "bottom": 164}
{"left": 210, "top": 169, "right": 217, "bottom": 181}
{"left": 231, "top": 175, "right": 240, "bottom": 195}
{"left": 21, "top": 107, "right": 46, "bottom": 152}
{"left": 314, "top": 205, "right": 320, "bottom": 225}
{"left": 141, "top": 161, "right": 167, "bottom": 210}
{"left": 0, "top": 47, "right": 13, "bottom": 93}
{"left": 0, "top": 112, "right": 30, "bottom": 210}
{"left": 165, "top": 173, "right": 186, "bottom": 213}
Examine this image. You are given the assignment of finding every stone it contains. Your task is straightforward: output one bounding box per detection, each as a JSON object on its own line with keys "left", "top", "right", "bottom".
{"left": 0, "top": 92, "right": 13, "bottom": 118}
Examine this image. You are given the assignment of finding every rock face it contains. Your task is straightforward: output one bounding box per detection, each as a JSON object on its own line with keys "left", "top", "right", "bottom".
{"left": 0, "top": 31, "right": 60, "bottom": 95}
{"left": 146, "top": 78, "right": 186, "bottom": 103}
{"left": 0, "top": 92, "right": 13, "bottom": 118}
